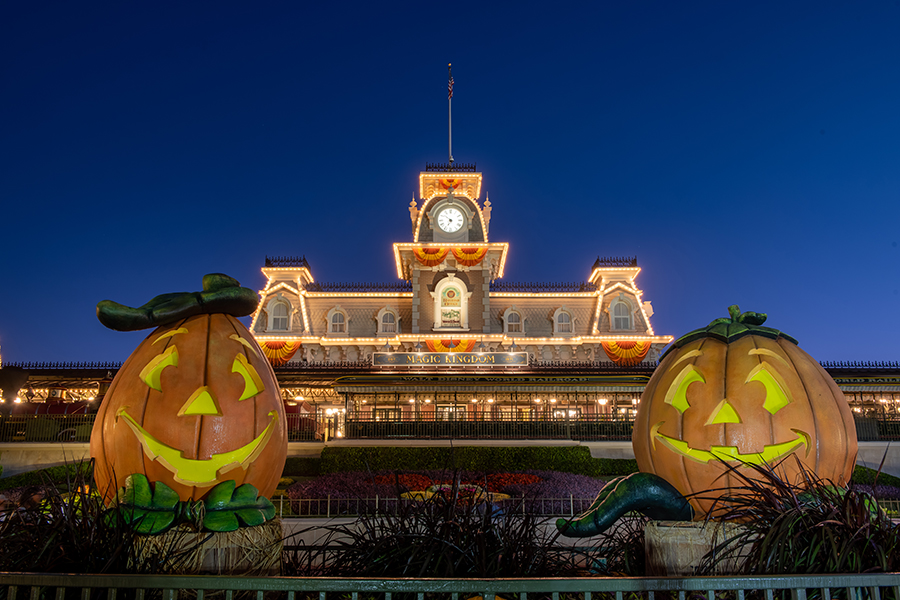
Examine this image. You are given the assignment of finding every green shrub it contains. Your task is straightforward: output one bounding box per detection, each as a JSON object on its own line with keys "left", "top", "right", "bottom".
{"left": 851, "top": 465, "right": 900, "bottom": 488}
{"left": 282, "top": 456, "right": 321, "bottom": 477}
{"left": 0, "top": 461, "right": 91, "bottom": 491}
{"left": 318, "top": 446, "right": 638, "bottom": 477}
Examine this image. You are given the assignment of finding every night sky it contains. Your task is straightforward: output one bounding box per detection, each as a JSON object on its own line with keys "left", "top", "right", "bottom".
{"left": 2, "top": 1, "right": 899, "bottom": 364}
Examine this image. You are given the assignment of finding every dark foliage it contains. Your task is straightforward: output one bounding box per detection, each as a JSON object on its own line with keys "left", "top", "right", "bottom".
{"left": 318, "top": 445, "right": 638, "bottom": 477}
{"left": 284, "top": 471, "right": 599, "bottom": 578}
{"left": 0, "top": 462, "right": 136, "bottom": 573}
{"left": 696, "top": 458, "right": 900, "bottom": 575}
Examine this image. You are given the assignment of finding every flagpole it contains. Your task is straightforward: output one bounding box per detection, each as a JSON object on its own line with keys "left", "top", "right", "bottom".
{"left": 448, "top": 63, "right": 454, "bottom": 164}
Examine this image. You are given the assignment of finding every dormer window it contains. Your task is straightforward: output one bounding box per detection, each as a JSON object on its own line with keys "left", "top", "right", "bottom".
{"left": 611, "top": 296, "right": 634, "bottom": 330}
{"left": 272, "top": 303, "right": 289, "bottom": 331}
{"left": 265, "top": 295, "right": 293, "bottom": 332}
{"left": 502, "top": 307, "right": 523, "bottom": 334}
{"left": 552, "top": 307, "right": 575, "bottom": 336}
{"left": 376, "top": 306, "right": 400, "bottom": 336}
{"left": 326, "top": 306, "right": 348, "bottom": 336}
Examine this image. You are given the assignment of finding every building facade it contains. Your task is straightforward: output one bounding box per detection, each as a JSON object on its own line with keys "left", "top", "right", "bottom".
{"left": 247, "top": 163, "right": 673, "bottom": 438}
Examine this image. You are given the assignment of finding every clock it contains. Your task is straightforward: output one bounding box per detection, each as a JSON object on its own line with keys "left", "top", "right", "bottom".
{"left": 437, "top": 207, "right": 465, "bottom": 233}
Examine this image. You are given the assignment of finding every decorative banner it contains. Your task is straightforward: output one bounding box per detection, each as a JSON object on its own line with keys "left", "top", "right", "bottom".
{"left": 440, "top": 178, "right": 462, "bottom": 190}
{"left": 425, "top": 339, "right": 477, "bottom": 353}
{"left": 261, "top": 341, "right": 301, "bottom": 366}
{"left": 602, "top": 341, "right": 651, "bottom": 366}
{"left": 375, "top": 352, "right": 528, "bottom": 367}
{"left": 413, "top": 247, "right": 449, "bottom": 266}
{"left": 451, "top": 247, "right": 487, "bottom": 267}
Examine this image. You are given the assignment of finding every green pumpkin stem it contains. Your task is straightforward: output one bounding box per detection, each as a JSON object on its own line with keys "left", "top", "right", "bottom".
{"left": 97, "top": 273, "right": 259, "bottom": 332}
{"left": 662, "top": 304, "right": 798, "bottom": 360}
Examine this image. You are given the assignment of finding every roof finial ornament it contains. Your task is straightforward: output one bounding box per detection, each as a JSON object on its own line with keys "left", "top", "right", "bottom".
{"left": 448, "top": 63, "right": 454, "bottom": 164}
{"left": 408, "top": 195, "right": 419, "bottom": 235}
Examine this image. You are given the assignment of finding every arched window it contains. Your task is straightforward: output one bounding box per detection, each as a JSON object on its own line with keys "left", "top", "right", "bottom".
{"left": 326, "top": 306, "right": 348, "bottom": 336}
{"left": 507, "top": 311, "right": 522, "bottom": 333}
{"left": 272, "top": 302, "right": 289, "bottom": 331}
{"left": 331, "top": 312, "right": 345, "bottom": 333}
{"left": 552, "top": 307, "right": 575, "bottom": 336}
{"left": 612, "top": 300, "right": 632, "bottom": 330}
{"left": 265, "top": 295, "right": 293, "bottom": 332}
{"left": 376, "top": 306, "right": 400, "bottom": 336}
{"left": 430, "top": 274, "right": 472, "bottom": 331}
{"left": 502, "top": 307, "right": 523, "bottom": 335}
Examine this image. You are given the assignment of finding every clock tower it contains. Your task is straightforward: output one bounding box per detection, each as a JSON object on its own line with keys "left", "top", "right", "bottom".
{"left": 395, "top": 162, "right": 507, "bottom": 334}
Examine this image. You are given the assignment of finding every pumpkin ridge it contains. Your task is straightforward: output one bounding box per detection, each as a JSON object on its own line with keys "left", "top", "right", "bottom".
{"left": 749, "top": 336, "right": 778, "bottom": 472}
{"left": 678, "top": 338, "right": 710, "bottom": 502}
{"left": 777, "top": 338, "right": 820, "bottom": 473}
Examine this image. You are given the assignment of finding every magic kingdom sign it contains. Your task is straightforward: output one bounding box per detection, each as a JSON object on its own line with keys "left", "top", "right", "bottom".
{"left": 373, "top": 352, "right": 529, "bottom": 367}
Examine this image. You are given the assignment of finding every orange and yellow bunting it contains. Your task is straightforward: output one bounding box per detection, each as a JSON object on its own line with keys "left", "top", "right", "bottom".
{"left": 440, "top": 178, "right": 462, "bottom": 190}
{"left": 413, "top": 247, "right": 449, "bottom": 266}
{"left": 451, "top": 247, "right": 487, "bottom": 267}
{"left": 261, "top": 341, "right": 301, "bottom": 366}
{"left": 425, "top": 339, "right": 477, "bottom": 353}
{"left": 601, "top": 341, "right": 650, "bottom": 366}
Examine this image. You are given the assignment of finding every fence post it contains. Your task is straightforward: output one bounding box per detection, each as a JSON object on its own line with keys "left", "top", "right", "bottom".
{"left": 376, "top": 494, "right": 379, "bottom": 515}
{"left": 570, "top": 493, "right": 574, "bottom": 516}
{"left": 327, "top": 494, "right": 331, "bottom": 519}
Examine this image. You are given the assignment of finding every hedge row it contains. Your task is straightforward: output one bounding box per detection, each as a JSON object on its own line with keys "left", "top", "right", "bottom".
{"left": 0, "top": 461, "right": 91, "bottom": 491}
{"left": 315, "top": 446, "right": 638, "bottom": 478}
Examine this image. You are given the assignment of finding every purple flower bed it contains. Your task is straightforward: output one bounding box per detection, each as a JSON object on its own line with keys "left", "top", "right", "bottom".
{"left": 850, "top": 483, "right": 900, "bottom": 500}
{"left": 285, "top": 469, "right": 608, "bottom": 516}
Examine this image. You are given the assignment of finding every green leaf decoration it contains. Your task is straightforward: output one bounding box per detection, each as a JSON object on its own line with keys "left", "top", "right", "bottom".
{"left": 115, "top": 474, "right": 181, "bottom": 534}
{"left": 201, "top": 480, "right": 276, "bottom": 532}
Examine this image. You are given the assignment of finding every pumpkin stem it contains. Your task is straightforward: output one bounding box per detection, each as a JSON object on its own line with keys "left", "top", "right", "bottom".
{"left": 97, "top": 273, "right": 259, "bottom": 331}
{"left": 728, "top": 305, "right": 742, "bottom": 321}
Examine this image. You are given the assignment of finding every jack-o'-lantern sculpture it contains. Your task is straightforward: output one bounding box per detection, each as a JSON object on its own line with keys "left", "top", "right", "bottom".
{"left": 633, "top": 305, "right": 857, "bottom": 517}
{"left": 558, "top": 306, "right": 858, "bottom": 538}
{"left": 90, "top": 274, "right": 287, "bottom": 531}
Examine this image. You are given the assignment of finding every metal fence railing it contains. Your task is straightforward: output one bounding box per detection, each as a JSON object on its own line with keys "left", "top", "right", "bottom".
{"left": 2, "top": 571, "right": 899, "bottom": 600}
{"left": 273, "top": 496, "right": 900, "bottom": 519}
{"left": 274, "top": 495, "right": 603, "bottom": 518}
{"left": 0, "top": 414, "right": 95, "bottom": 442}
{"left": 1, "top": 414, "right": 899, "bottom": 443}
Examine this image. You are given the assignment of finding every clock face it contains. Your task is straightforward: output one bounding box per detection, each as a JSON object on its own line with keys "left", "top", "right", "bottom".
{"left": 437, "top": 207, "right": 465, "bottom": 233}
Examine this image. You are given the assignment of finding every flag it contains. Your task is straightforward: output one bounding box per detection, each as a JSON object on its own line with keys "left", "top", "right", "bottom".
{"left": 448, "top": 75, "right": 454, "bottom": 99}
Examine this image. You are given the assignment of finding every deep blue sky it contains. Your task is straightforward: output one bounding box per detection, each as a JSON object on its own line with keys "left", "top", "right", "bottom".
{"left": 2, "top": 1, "right": 898, "bottom": 364}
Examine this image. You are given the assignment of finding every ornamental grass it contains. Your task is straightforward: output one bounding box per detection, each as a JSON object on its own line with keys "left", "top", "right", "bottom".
{"left": 696, "top": 458, "right": 900, "bottom": 575}
{"left": 284, "top": 470, "right": 601, "bottom": 578}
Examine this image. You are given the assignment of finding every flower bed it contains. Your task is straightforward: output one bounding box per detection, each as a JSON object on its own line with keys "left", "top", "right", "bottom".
{"left": 285, "top": 470, "right": 607, "bottom": 515}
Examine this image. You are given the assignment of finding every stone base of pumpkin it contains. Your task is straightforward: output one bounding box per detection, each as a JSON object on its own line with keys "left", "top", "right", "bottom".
{"left": 644, "top": 520, "right": 751, "bottom": 576}
{"left": 131, "top": 518, "right": 282, "bottom": 580}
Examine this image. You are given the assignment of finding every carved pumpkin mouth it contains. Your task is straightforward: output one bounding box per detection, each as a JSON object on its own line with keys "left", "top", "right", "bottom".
{"left": 652, "top": 421, "right": 810, "bottom": 466}
{"left": 116, "top": 408, "right": 278, "bottom": 486}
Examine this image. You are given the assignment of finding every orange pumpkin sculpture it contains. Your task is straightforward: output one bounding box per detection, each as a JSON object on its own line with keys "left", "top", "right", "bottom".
{"left": 633, "top": 305, "right": 857, "bottom": 517}
{"left": 91, "top": 274, "right": 287, "bottom": 504}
